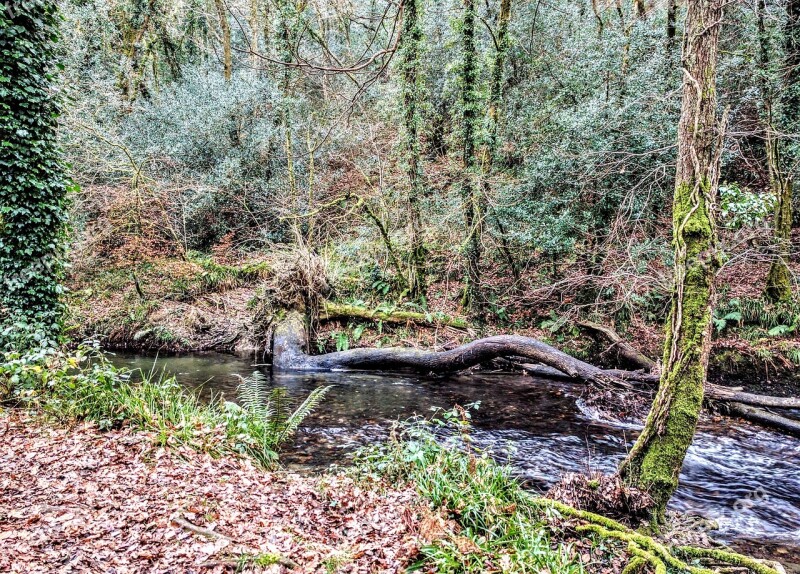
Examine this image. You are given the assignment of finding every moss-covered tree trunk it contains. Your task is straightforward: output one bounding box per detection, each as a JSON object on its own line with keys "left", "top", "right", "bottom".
{"left": 0, "top": 1, "right": 69, "bottom": 340}
{"left": 619, "top": 0, "right": 723, "bottom": 522}
{"left": 480, "top": 0, "right": 519, "bottom": 283}
{"left": 398, "top": 0, "right": 427, "bottom": 302}
{"left": 764, "top": 0, "right": 798, "bottom": 301}
{"left": 460, "top": 0, "right": 484, "bottom": 322}
{"left": 213, "top": 0, "right": 232, "bottom": 81}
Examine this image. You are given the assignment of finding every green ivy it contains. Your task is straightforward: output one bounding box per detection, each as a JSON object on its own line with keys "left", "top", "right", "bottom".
{"left": 0, "top": 1, "right": 70, "bottom": 345}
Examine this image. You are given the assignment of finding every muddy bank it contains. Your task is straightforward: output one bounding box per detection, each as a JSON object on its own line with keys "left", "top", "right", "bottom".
{"left": 66, "top": 256, "right": 800, "bottom": 396}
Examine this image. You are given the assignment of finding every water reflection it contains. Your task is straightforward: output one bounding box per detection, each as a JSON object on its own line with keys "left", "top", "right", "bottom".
{"left": 110, "top": 351, "right": 800, "bottom": 565}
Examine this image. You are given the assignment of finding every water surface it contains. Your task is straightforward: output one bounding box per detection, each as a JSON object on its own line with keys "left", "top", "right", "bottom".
{"left": 111, "top": 351, "right": 800, "bottom": 568}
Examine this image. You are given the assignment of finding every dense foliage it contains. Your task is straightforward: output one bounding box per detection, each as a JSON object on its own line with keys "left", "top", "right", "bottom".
{"left": 54, "top": 0, "right": 796, "bottom": 324}
{"left": 0, "top": 1, "right": 70, "bottom": 343}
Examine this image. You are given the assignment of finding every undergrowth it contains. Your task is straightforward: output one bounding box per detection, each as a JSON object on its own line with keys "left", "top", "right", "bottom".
{"left": 0, "top": 340, "right": 327, "bottom": 468}
{"left": 355, "top": 407, "right": 784, "bottom": 574}
{"left": 355, "top": 406, "right": 586, "bottom": 573}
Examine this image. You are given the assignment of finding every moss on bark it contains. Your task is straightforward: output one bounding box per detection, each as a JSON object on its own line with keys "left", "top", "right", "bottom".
{"left": 619, "top": 0, "right": 724, "bottom": 522}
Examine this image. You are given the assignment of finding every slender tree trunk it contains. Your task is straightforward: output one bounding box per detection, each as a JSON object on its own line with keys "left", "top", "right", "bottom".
{"left": 399, "top": 0, "right": 427, "bottom": 302}
{"left": 666, "top": 0, "right": 677, "bottom": 57}
{"left": 788, "top": 0, "right": 800, "bottom": 228}
{"left": 481, "top": 0, "right": 520, "bottom": 284}
{"left": 765, "top": 0, "right": 798, "bottom": 300}
{"left": 619, "top": 0, "right": 724, "bottom": 522}
{"left": 213, "top": 0, "right": 232, "bottom": 81}
{"left": 460, "top": 0, "right": 484, "bottom": 322}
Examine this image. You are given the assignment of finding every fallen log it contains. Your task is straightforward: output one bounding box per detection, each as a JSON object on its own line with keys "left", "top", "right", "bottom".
{"left": 576, "top": 320, "right": 656, "bottom": 372}
{"left": 273, "top": 312, "right": 800, "bottom": 436}
{"left": 320, "top": 301, "right": 468, "bottom": 329}
{"left": 723, "top": 403, "right": 800, "bottom": 438}
{"left": 274, "top": 311, "right": 623, "bottom": 386}
{"left": 518, "top": 363, "right": 800, "bottom": 409}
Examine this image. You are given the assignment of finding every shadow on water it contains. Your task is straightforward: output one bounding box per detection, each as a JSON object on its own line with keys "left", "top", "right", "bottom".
{"left": 110, "top": 351, "right": 800, "bottom": 567}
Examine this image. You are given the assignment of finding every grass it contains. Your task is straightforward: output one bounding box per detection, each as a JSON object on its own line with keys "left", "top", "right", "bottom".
{"left": 0, "top": 343, "right": 327, "bottom": 468}
{"left": 354, "top": 406, "right": 587, "bottom": 574}
{"left": 354, "top": 408, "right": 785, "bottom": 574}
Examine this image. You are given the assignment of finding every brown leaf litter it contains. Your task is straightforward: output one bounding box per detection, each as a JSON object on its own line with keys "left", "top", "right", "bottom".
{"left": 0, "top": 412, "right": 425, "bottom": 573}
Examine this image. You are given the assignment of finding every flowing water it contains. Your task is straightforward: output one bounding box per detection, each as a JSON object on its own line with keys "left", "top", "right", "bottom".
{"left": 111, "top": 351, "right": 800, "bottom": 568}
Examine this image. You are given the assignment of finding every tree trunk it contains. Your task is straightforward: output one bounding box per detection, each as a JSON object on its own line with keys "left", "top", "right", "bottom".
{"left": 460, "top": 0, "right": 484, "bottom": 323}
{"left": 481, "top": 0, "right": 520, "bottom": 284}
{"left": 273, "top": 312, "right": 618, "bottom": 384}
{"left": 398, "top": 0, "right": 427, "bottom": 302}
{"left": 666, "top": 0, "right": 677, "bottom": 58}
{"left": 213, "top": 0, "right": 232, "bottom": 81}
{"left": 764, "top": 0, "right": 798, "bottom": 300}
{"left": 320, "top": 301, "right": 468, "bottom": 329}
{"left": 618, "top": 0, "right": 724, "bottom": 523}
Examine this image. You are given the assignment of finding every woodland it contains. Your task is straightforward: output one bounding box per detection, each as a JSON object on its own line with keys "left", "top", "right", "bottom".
{"left": 1, "top": 0, "right": 800, "bottom": 571}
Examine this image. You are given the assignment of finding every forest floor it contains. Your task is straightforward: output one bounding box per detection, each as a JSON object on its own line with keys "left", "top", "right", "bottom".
{"left": 0, "top": 410, "right": 643, "bottom": 574}
{"left": 0, "top": 411, "right": 423, "bottom": 573}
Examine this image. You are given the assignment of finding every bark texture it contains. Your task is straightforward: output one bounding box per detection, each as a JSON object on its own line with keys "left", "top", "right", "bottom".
{"left": 762, "top": 0, "right": 797, "bottom": 301}
{"left": 213, "top": 0, "right": 232, "bottom": 81}
{"left": 460, "top": 0, "right": 484, "bottom": 321}
{"left": 399, "top": 0, "right": 427, "bottom": 301}
{"left": 619, "top": 0, "right": 724, "bottom": 522}
{"left": 273, "top": 312, "right": 616, "bottom": 384}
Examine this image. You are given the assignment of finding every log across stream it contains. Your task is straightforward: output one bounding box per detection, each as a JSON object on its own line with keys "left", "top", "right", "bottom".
{"left": 112, "top": 351, "right": 800, "bottom": 569}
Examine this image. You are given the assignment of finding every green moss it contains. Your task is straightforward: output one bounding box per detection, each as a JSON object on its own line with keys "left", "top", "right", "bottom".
{"left": 622, "top": 178, "right": 717, "bottom": 520}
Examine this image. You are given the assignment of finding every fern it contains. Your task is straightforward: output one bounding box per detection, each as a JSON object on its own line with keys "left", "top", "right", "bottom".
{"left": 237, "top": 371, "right": 271, "bottom": 418}
{"left": 235, "top": 371, "right": 331, "bottom": 448}
{"left": 277, "top": 385, "right": 331, "bottom": 443}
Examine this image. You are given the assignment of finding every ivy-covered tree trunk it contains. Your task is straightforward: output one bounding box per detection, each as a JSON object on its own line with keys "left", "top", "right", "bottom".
{"left": 460, "top": 0, "right": 484, "bottom": 321}
{"left": 764, "top": 0, "right": 798, "bottom": 301}
{"left": 619, "top": 0, "right": 723, "bottom": 522}
{"left": 398, "top": 0, "right": 427, "bottom": 302}
{"left": 0, "top": 1, "right": 69, "bottom": 341}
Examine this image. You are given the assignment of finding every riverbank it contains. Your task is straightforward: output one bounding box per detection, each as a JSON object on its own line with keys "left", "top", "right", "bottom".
{"left": 0, "top": 411, "right": 422, "bottom": 573}
{"left": 65, "top": 250, "right": 800, "bottom": 397}
{"left": 1, "top": 343, "right": 794, "bottom": 573}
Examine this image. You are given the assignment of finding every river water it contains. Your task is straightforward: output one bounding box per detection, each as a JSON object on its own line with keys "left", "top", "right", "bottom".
{"left": 111, "top": 351, "right": 800, "bottom": 568}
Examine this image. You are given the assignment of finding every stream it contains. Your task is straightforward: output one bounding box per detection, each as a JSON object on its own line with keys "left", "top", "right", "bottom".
{"left": 111, "top": 351, "right": 800, "bottom": 568}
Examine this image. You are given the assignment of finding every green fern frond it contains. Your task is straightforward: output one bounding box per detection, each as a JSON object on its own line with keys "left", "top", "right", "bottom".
{"left": 277, "top": 385, "right": 332, "bottom": 443}
{"left": 236, "top": 372, "right": 331, "bottom": 447}
{"left": 236, "top": 371, "right": 271, "bottom": 418}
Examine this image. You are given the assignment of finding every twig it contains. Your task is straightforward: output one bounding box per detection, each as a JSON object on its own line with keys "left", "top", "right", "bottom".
{"left": 171, "top": 516, "right": 235, "bottom": 541}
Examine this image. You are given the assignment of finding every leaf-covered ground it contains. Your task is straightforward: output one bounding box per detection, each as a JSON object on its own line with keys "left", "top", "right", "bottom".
{"left": 0, "top": 413, "right": 423, "bottom": 573}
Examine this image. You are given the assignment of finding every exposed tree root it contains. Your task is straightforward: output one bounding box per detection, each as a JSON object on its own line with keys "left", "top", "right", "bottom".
{"left": 529, "top": 498, "right": 782, "bottom": 574}
{"left": 674, "top": 546, "right": 785, "bottom": 574}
